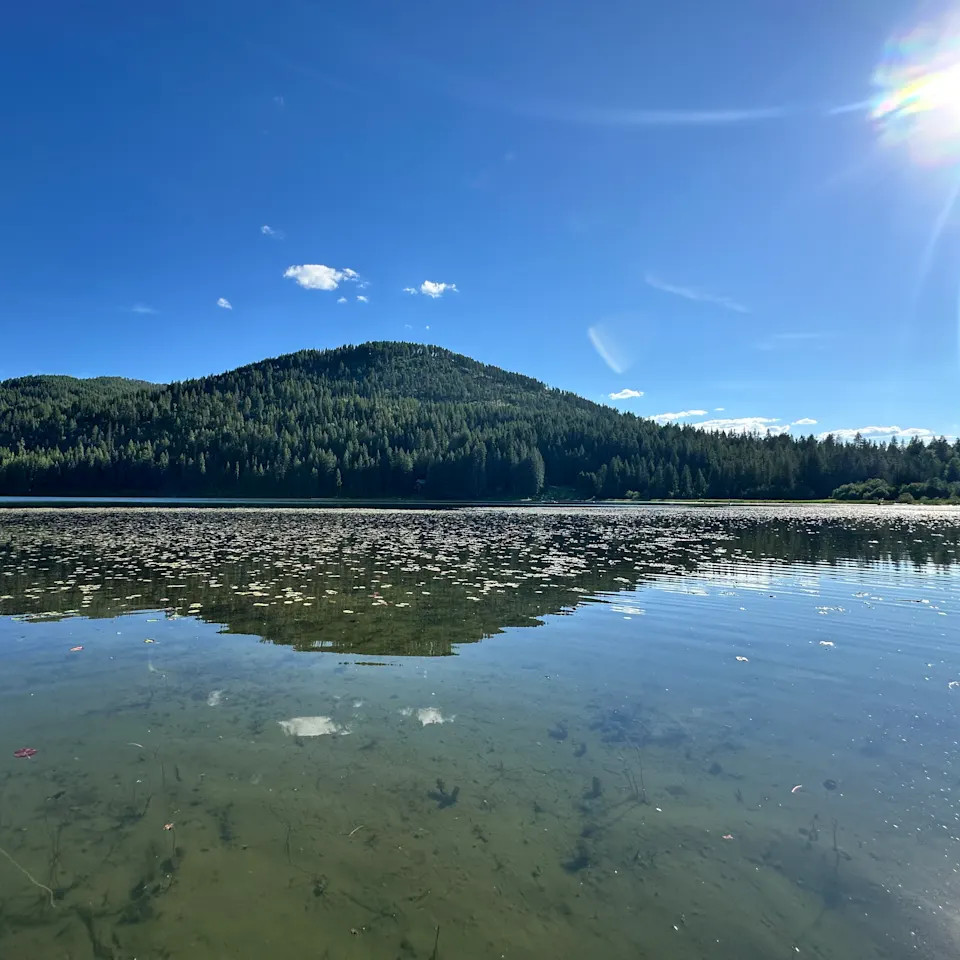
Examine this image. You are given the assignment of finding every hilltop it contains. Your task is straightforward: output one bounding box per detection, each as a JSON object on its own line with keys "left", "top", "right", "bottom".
{"left": 0, "top": 342, "right": 957, "bottom": 500}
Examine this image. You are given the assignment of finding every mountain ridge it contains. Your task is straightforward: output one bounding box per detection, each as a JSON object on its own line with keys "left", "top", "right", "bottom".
{"left": 1, "top": 341, "right": 958, "bottom": 501}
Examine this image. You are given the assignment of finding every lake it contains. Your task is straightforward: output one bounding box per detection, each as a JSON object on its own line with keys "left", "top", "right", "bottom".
{"left": 0, "top": 505, "right": 958, "bottom": 959}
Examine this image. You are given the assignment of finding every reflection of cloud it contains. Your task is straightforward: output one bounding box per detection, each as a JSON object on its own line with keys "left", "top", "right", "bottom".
{"left": 609, "top": 388, "right": 644, "bottom": 400}
{"left": 588, "top": 325, "right": 631, "bottom": 373}
{"left": 416, "top": 707, "right": 454, "bottom": 726}
{"left": 278, "top": 716, "right": 349, "bottom": 736}
{"left": 655, "top": 561, "right": 782, "bottom": 594}
{"left": 645, "top": 273, "right": 749, "bottom": 314}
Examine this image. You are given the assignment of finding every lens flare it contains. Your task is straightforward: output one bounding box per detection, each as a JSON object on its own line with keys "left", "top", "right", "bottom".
{"left": 872, "top": 17, "right": 960, "bottom": 165}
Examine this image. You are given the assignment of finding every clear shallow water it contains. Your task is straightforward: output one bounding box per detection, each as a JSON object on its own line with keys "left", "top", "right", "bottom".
{"left": 0, "top": 506, "right": 959, "bottom": 959}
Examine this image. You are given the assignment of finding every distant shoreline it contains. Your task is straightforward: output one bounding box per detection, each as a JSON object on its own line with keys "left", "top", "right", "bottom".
{"left": 2, "top": 495, "right": 957, "bottom": 510}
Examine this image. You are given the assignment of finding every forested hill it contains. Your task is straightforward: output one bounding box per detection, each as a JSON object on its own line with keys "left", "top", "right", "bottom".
{"left": 0, "top": 342, "right": 957, "bottom": 501}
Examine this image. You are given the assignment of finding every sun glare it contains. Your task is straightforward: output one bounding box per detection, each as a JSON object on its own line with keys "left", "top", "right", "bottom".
{"left": 872, "top": 16, "right": 960, "bottom": 164}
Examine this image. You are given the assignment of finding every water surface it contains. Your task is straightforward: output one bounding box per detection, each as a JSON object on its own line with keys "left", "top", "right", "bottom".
{"left": 0, "top": 506, "right": 958, "bottom": 959}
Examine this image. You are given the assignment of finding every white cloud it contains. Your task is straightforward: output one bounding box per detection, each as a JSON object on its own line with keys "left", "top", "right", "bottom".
{"left": 337, "top": 296, "right": 347, "bottom": 304}
{"left": 793, "top": 417, "right": 818, "bottom": 426}
{"left": 283, "top": 264, "right": 359, "bottom": 291}
{"left": 402, "top": 287, "right": 418, "bottom": 295}
{"left": 420, "top": 280, "right": 458, "bottom": 298}
{"left": 284, "top": 264, "right": 340, "bottom": 290}
{"left": 260, "top": 224, "right": 284, "bottom": 238}
{"left": 817, "top": 425, "right": 935, "bottom": 442}
{"left": 356, "top": 295, "right": 368, "bottom": 303}
{"left": 645, "top": 273, "right": 749, "bottom": 314}
{"left": 609, "top": 388, "right": 644, "bottom": 400}
{"left": 714, "top": 407, "right": 725, "bottom": 412}
{"left": 652, "top": 409, "right": 708, "bottom": 423}
{"left": 217, "top": 297, "right": 233, "bottom": 310}
{"left": 131, "top": 303, "right": 157, "bottom": 315}
{"left": 691, "top": 416, "right": 788, "bottom": 436}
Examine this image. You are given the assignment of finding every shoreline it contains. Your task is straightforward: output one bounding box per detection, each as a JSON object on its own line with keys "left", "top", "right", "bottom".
{"left": 2, "top": 495, "right": 958, "bottom": 509}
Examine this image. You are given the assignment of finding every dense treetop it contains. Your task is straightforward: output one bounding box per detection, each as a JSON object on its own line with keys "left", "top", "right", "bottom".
{"left": 1, "top": 342, "right": 957, "bottom": 501}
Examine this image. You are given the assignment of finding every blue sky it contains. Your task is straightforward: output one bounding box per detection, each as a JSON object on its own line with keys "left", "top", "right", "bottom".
{"left": 2, "top": 0, "right": 959, "bottom": 442}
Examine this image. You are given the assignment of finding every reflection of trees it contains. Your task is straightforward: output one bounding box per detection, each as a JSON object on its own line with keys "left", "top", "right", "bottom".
{"left": 0, "top": 508, "right": 957, "bottom": 656}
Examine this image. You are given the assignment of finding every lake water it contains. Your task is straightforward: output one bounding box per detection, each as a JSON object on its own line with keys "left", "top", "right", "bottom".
{"left": 0, "top": 505, "right": 958, "bottom": 959}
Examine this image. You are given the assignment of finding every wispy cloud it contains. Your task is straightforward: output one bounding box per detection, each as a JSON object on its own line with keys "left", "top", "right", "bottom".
{"left": 609, "top": 388, "right": 644, "bottom": 400}
{"left": 216, "top": 297, "right": 233, "bottom": 310}
{"left": 517, "top": 99, "right": 793, "bottom": 128}
{"left": 261, "top": 224, "right": 284, "bottom": 239}
{"left": 414, "top": 280, "right": 458, "bottom": 298}
{"left": 402, "top": 287, "right": 418, "bottom": 295}
{"left": 793, "top": 417, "right": 818, "bottom": 426}
{"left": 817, "top": 425, "right": 935, "bottom": 442}
{"left": 587, "top": 325, "right": 632, "bottom": 374}
{"left": 283, "top": 264, "right": 359, "bottom": 291}
{"left": 131, "top": 303, "right": 157, "bottom": 315}
{"left": 690, "top": 416, "right": 788, "bottom": 436}
{"left": 757, "top": 332, "right": 831, "bottom": 351}
{"left": 652, "top": 409, "right": 708, "bottom": 423}
{"left": 714, "top": 407, "right": 725, "bottom": 412}
{"left": 337, "top": 297, "right": 347, "bottom": 304}
{"left": 644, "top": 273, "right": 749, "bottom": 314}
{"left": 356, "top": 295, "right": 368, "bottom": 303}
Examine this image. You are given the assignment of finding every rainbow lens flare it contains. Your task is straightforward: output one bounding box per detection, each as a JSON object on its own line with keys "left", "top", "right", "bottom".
{"left": 872, "top": 17, "right": 960, "bottom": 165}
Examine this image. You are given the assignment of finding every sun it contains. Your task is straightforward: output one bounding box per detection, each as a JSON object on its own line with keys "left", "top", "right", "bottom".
{"left": 872, "top": 16, "right": 960, "bottom": 165}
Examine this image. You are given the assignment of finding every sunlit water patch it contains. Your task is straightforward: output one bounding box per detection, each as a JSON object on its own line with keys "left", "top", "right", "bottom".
{"left": 0, "top": 506, "right": 959, "bottom": 958}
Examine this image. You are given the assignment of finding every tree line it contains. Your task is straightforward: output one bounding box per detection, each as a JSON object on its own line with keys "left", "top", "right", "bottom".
{"left": 1, "top": 342, "right": 957, "bottom": 501}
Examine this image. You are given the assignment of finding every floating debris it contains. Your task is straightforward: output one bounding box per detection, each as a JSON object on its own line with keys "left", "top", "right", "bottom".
{"left": 206, "top": 689, "right": 223, "bottom": 707}
{"left": 13, "top": 747, "right": 37, "bottom": 759}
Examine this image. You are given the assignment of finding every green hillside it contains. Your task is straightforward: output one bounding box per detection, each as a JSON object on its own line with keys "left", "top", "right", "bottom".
{"left": 0, "top": 342, "right": 957, "bottom": 500}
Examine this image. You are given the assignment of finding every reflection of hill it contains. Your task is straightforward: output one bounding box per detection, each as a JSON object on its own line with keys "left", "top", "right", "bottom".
{"left": 0, "top": 507, "right": 957, "bottom": 656}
